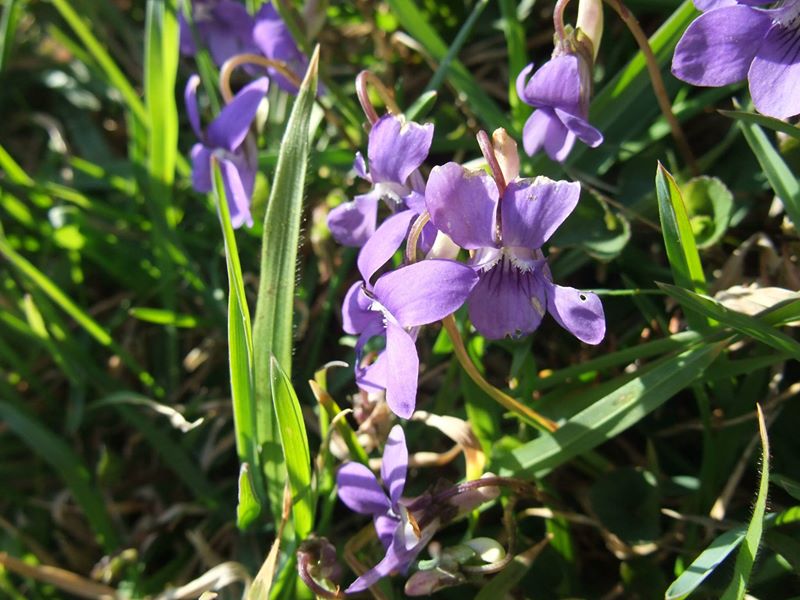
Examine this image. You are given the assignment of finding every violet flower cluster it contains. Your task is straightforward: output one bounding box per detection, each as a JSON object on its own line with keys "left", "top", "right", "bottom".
{"left": 181, "top": 0, "right": 308, "bottom": 227}
{"left": 672, "top": 0, "right": 800, "bottom": 120}
{"left": 326, "top": 67, "right": 607, "bottom": 591}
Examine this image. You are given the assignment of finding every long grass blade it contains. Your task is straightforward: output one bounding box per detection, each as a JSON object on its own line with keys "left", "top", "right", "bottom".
{"left": 252, "top": 47, "right": 320, "bottom": 522}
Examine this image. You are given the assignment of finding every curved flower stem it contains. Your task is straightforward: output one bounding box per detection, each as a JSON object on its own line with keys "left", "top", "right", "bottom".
{"left": 219, "top": 53, "right": 302, "bottom": 102}
{"left": 405, "top": 210, "right": 431, "bottom": 264}
{"left": 405, "top": 210, "right": 557, "bottom": 434}
{"left": 219, "top": 52, "right": 359, "bottom": 150}
{"left": 355, "top": 70, "right": 403, "bottom": 126}
{"left": 601, "top": 0, "right": 698, "bottom": 175}
{"left": 442, "top": 316, "right": 558, "bottom": 433}
{"left": 553, "top": 0, "right": 570, "bottom": 43}
{"left": 477, "top": 130, "right": 506, "bottom": 196}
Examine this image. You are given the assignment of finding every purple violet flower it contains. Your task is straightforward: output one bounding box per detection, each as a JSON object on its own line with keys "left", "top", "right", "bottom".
{"left": 516, "top": 53, "right": 603, "bottom": 162}
{"left": 328, "top": 114, "right": 434, "bottom": 247}
{"left": 342, "top": 258, "right": 478, "bottom": 418}
{"left": 672, "top": 0, "right": 800, "bottom": 119}
{"left": 337, "top": 426, "right": 436, "bottom": 593}
{"left": 180, "top": 0, "right": 259, "bottom": 66}
{"left": 425, "top": 163, "right": 605, "bottom": 343}
{"left": 185, "top": 74, "right": 268, "bottom": 228}
{"left": 252, "top": 3, "right": 309, "bottom": 93}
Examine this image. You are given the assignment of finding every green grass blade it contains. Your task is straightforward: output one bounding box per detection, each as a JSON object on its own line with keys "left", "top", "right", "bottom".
{"left": 50, "top": 0, "right": 148, "bottom": 125}
{"left": 736, "top": 109, "right": 800, "bottom": 228}
{"left": 496, "top": 343, "right": 721, "bottom": 478}
{"left": 499, "top": 0, "right": 529, "bottom": 128}
{"left": 720, "top": 405, "right": 770, "bottom": 600}
{"left": 0, "top": 400, "right": 120, "bottom": 551}
{"left": 212, "top": 162, "right": 261, "bottom": 527}
{"left": 719, "top": 109, "right": 800, "bottom": 143}
{"left": 385, "top": 0, "right": 512, "bottom": 131}
{"left": 665, "top": 527, "right": 747, "bottom": 600}
{"left": 270, "top": 356, "right": 314, "bottom": 541}
{"left": 655, "top": 163, "right": 710, "bottom": 331}
{"left": 658, "top": 283, "right": 800, "bottom": 360}
{"left": 253, "top": 48, "right": 319, "bottom": 522}
{"left": 0, "top": 235, "right": 160, "bottom": 395}
{"left": 129, "top": 307, "right": 200, "bottom": 328}
{"left": 0, "top": 0, "right": 24, "bottom": 70}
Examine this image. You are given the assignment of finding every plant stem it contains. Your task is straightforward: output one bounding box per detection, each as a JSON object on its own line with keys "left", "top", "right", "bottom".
{"left": 442, "top": 316, "right": 558, "bottom": 433}
{"left": 602, "top": 0, "right": 698, "bottom": 175}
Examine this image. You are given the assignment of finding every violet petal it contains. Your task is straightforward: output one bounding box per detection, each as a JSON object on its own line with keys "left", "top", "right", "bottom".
{"left": 368, "top": 115, "right": 434, "bottom": 185}
{"left": 326, "top": 189, "right": 381, "bottom": 247}
{"left": 336, "top": 462, "right": 391, "bottom": 515}
{"left": 358, "top": 210, "right": 416, "bottom": 284}
{"left": 555, "top": 108, "right": 604, "bottom": 148}
{"left": 342, "top": 281, "right": 380, "bottom": 335}
{"left": 385, "top": 322, "right": 419, "bottom": 419}
{"left": 545, "top": 280, "right": 606, "bottom": 345}
{"left": 467, "top": 260, "right": 547, "bottom": 340}
{"left": 190, "top": 144, "right": 213, "bottom": 193}
{"left": 381, "top": 425, "right": 408, "bottom": 507}
{"left": 671, "top": 6, "right": 771, "bottom": 87}
{"left": 372, "top": 260, "right": 479, "bottom": 328}
{"left": 425, "top": 162, "right": 498, "bottom": 250}
{"left": 749, "top": 23, "right": 800, "bottom": 119}
{"left": 207, "top": 77, "right": 270, "bottom": 152}
{"left": 519, "top": 55, "right": 582, "bottom": 113}
{"left": 184, "top": 74, "right": 204, "bottom": 140}
{"left": 219, "top": 156, "right": 254, "bottom": 229}
{"left": 501, "top": 178, "right": 582, "bottom": 248}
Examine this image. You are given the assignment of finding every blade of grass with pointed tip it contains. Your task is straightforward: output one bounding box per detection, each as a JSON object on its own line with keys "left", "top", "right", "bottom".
{"left": 655, "top": 163, "right": 710, "bottom": 331}
{"left": 385, "top": 0, "right": 511, "bottom": 131}
{"left": 253, "top": 48, "right": 320, "bottom": 523}
{"left": 719, "top": 109, "right": 800, "bottom": 143}
{"left": 720, "top": 405, "right": 770, "bottom": 600}
{"left": 736, "top": 109, "right": 800, "bottom": 228}
{"left": 497, "top": 343, "right": 721, "bottom": 478}
{"left": 270, "top": 356, "right": 314, "bottom": 541}
{"left": 658, "top": 283, "right": 800, "bottom": 360}
{"left": 0, "top": 0, "right": 23, "bottom": 70}
{"left": 0, "top": 399, "right": 119, "bottom": 551}
{"left": 212, "top": 161, "right": 262, "bottom": 526}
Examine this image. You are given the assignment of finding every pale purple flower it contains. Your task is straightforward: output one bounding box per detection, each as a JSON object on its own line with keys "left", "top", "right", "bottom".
{"left": 328, "top": 114, "right": 434, "bottom": 247}
{"left": 180, "top": 0, "right": 258, "bottom": 66}
{"left": 672, "top": 0, "right": 800, "bottom": 119}
{"left": 185, "top": 74, "right": 268, "bottom": 228}
{"left": 516, "top": 54, "right": 603, "bottom": 162}
{"left": 342, "top": 258, "right": 478, "bottom": 418}
{"left": 336, "top": 426, "right": 435, "bottom": 593}
{"left": 425, "top": 163, "right": 605, "bottom": 343}
{"left": 252, "top": 3, "right": 309, "bottom": 93}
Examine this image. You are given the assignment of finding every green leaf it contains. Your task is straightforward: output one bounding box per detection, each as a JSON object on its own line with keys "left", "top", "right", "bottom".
{"left": 720, "top": 405, "right": 770, "bottom": 600}
{"left": 270, "top": 356, "right": 314, "bottom": 541}
{"left": 253, "top": 48, "right": 319, "bottom": 523}
{"left": 384, "top": 0, "right": 512, "bottom": 131}
{"left": 682, "top": 176, "right": 733, "bottom": 249}
{"left": 736, "top": 105, "right": 800, "bottom": 228}
{"left": 0, "top": 400, "right": 120, "bottom": 551}
{"left": 499, "top": 0, "right": 529, "bottom": 128}
{"left": 497, "top": 343, "right": 721, "bottom": 478}
{"left": 655, "top": 163, "right": 710, "bottom": 331}
{"left": 0, "top": 0, "right": 24, "bottom": 70}
{"left": 658, "top": 283, "right": 800, "bottom": 360}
